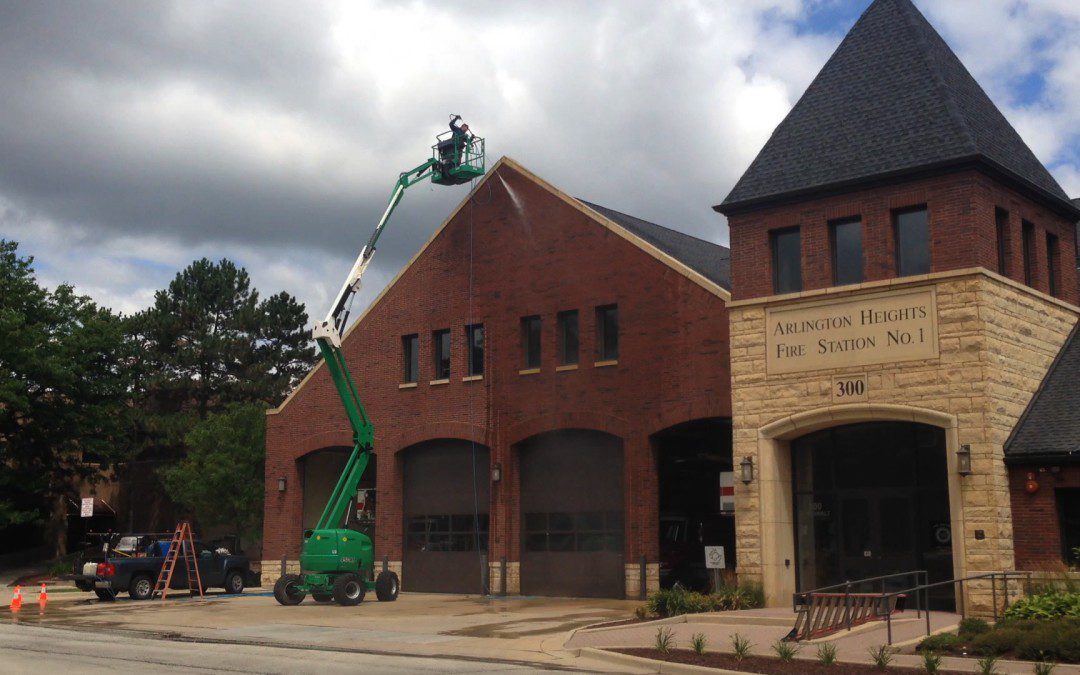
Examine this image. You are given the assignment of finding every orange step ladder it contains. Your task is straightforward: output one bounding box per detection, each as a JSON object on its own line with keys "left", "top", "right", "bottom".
{"left": 152, "top": 521, "right": 204, "bottom": 600}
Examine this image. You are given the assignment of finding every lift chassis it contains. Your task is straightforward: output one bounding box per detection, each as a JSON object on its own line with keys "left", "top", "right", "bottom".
{"left": 274, "top": 122, "right": 485, "bottom": 606}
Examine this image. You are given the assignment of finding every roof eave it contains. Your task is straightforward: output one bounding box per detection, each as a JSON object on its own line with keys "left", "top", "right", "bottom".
{"left": 1003, "top": 451, "right": 1080, "bottom": 466}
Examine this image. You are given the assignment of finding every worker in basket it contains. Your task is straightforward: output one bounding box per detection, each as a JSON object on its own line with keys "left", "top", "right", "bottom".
{"left": 438, "top": 114, "right": 472, "bottom": 175}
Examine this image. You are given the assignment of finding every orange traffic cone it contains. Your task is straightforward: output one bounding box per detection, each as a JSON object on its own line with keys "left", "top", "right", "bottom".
{"left": 38, "top": 583, "right": 47, "bottom": 609}
{"left": 9, "top": 586, "right": 22, "bottom": 611}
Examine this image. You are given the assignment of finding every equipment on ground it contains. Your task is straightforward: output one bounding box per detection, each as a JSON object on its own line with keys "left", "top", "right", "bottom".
{"left": 274, "top": 118, "right": 486, "bottom": 607}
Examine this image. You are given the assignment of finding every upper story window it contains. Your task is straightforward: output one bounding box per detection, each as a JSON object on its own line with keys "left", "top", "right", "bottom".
{"left": 1047, "top": 233, "right": 1060, "bottom": 298}
{"left": 830, "top": 218, "right": 863, "bottom": 286}
{"left": 557, "top": 310, "right": 579, "bottom": 366}
{"left": 401, "top": 334, "right": 418, "bottom": 384}
{"left": 995, "top": 208, "right": 1009, "bottom": 275}
{"left": 521, "top": 315, "right": 541, "bottom": 369}
{"left": 433, "top": 329, "right": 451, "bottom": 380}
{"left": 595, "top": 304, "right": 618, "bottom": 361}
{"left": 770, "top": 226, "right": 802, "bottom": 294}
{"left": 1022, "top": 220, "right": 1036, "bottom": 286}
{"left": 465, "top": 324, "right": 484, "bottom": 377}
{"left": 894, "top": 207, "right": 930, "bottom": 277}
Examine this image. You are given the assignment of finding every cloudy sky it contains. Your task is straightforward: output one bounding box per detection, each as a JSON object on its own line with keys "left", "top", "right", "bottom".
{"left": 2, "top": 0, "right": 1078, "bottom": 319}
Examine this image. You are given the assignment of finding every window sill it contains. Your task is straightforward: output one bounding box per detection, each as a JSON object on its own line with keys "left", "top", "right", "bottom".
{"left": 555, "top": 364, "right": 579, "bottom": 372}
{"left": 429, "top": 378, "right": 450, "bottom": 386}
{"left": 593, "top": 359, "right": 618, "bottom": 368}
{"left": 398, "top": 382, "right": 418, "bottom": 389}
{"left": 518, "top": 368, "right": 541, "bottom": 376}
{"left": 462, "top": 375, "right": 483, "bottom": 382}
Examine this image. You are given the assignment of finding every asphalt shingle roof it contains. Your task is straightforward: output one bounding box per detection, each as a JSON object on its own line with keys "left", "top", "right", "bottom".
{"left": 717, "top": 0, "right": 1075, "bottom": 215}
{"left": 579, "top": 200, "right": 731, "bottom": 290}
{"left": 1006, "top": 323, "right": 1080, "bottom": 462}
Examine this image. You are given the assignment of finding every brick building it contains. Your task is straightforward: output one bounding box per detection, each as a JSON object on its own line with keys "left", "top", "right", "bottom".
{"left": 264, "top": 0, "right": 1080, "bottom": 609}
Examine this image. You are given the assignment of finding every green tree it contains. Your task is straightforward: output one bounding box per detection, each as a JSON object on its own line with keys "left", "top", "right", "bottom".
{"left": 160, "top": 404, "right": 265, "bottom": 549}
{"left": 0, "top": 240, "right": 132, "bottom": 533}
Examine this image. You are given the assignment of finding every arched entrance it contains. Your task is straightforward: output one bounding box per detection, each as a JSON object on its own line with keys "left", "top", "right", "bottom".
{"left": 518, "top": 430, "right": 624, "bottom": 598}
{"left": 402, "top": 439, "right": 490, "bottom": 594}
{"left": 792, "top": 422, "right": 954, "bottom": 605}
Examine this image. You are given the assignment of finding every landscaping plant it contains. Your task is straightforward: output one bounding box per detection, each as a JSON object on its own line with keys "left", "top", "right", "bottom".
{"left": 731, "top": 633, "right": 754, "bottom": 661}
{"left": 773, "top": 640, "right": 800, "bottom": 661}
{"left": 958, "top": 618, "right": 991, "bottom": 639}
{"left": 1033, "top": 662, "right": 1056, "bottom": 675}
{"left": 817, "top": 642, "right": 838, "bottom": 665}
{"left": 868, "top": 645, "right": 894, "bottom": 670}
{"left": 1003, "top": 591, "right": 1080, "bottom": 621}
{"left": 919, "top": 633, "right": 961, "bottom": 652}
{"left": 977, "top": 655, "right": 999, "bottom": 675}
{"left": 645, "top": 584, "right": 766, "bottom": 617}
{"left": 654, "top": 626, "right": 675, "bottom": 654}
{"left": 921, "top": 650, "right": 942, "bottom": 674}
{"left": 690, "top": 632, "right": 707, "bottom": 655}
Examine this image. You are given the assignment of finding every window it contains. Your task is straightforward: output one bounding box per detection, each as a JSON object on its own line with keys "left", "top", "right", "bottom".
{"left": 830, "top": 218, "right": 863, "bottom": 285}
{"left": 894, "top": 207, "right": 930, "bottom": 276}
{"left": 465, "top": 324, "right": 484, "bottom": 376}
{"left": 432, "top": 329, "right": 450, "bottom": 380}
{"left": 1059, "top": 489, "right": 1080, "bottom": 566}
{"left": 595, "top": 304, "right": 618, "bottom": 361}
{"left": 771, "top": 227, "right": 802, "bottom": 294}
{"left": 995, "top": 208, "right": 1009, "bottom": 275}
{"left": 406, "top": 513, "right": 489, "bottom": 552}
{"left": 1047, "top": 233, "right": 1060, "bottom": 298}
{"left": 557, "top": 310, "right": 579, "bottom": 365}
{"left": 523, "top": 511, "right": 623, "bottom": 553}
{"left": 401, "top": 334, "right": 418, "bottom": 383}
{"left": 521, "top": 315, "right": 541, "bottom": 369}
{"left": 1022, "top": 220, "right": 1036, "bottom": 285}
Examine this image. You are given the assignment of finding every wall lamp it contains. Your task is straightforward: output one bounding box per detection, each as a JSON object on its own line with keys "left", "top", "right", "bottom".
{"left": 740, "top": 456, "right": 754, "bottom": 485}
{"left": 491, "top": 463, "right": 502, "bottom": 483}
{"left": 957, "top": 444, "right": 972, "bottom": 477}
{"left": 278, "top": 477, "right": 287, "bottom": 492}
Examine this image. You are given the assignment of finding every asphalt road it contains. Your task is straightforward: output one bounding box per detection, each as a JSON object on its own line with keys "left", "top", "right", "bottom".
{"left": 0, "top": 623, "right": 581, "bottom": 674}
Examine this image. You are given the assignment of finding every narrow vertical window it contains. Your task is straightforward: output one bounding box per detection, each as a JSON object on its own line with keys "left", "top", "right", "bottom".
{"left": 894, "top": 207, "right": 929, "bottom": 277}
{"left": 1022, "top": 220, "right": 1036, "bottom": 285}
{"left": 771, "top": 227, "right": 802, "bottom": 294}
{"left": 401, "top": 334, "right": 418, "bottom": 384}
{"left": 433, "top": 329, "right": 450, "bottom": 380}
{"left": 830, "top": 218, "right": 863, "bottom": 285}
{"left": 595, "top": 304, "right": 618, "bottom": 361}
{"left": 520, "top": 315, "right": 541, "bottom": 369}
{"left": 1047, "top": 233, "right": 1060, "bottom": 298}
{"left": 557, "top": 310, "right": 579, "bottom": 366}
{"left": 995, "top": 208, "right": 1009, "bottom": 275}
{"left": 465, "top": 324, "right": 484, "bottom": 376}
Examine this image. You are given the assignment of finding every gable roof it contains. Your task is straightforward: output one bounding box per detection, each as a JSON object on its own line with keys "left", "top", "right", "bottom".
{"left": 579, "top": 200, "right": 731, "bottom": 290}
{"left": 1005, "top": 322, "right": 1080, "bottom": 463}
{"left": 717, "top": 0, "right": 1078, "bottom": 218}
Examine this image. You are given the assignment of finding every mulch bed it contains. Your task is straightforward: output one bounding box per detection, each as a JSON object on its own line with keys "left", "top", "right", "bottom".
{"left": 613, "top": 648, "right": 969, "bottom": 674}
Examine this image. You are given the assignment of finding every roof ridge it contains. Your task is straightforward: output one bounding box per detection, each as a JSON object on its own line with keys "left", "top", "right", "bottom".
{"left": 578, "top": 199, "right": 729, "bottom": 252}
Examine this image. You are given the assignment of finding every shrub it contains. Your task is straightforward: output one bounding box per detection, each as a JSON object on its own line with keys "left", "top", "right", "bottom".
{"left": 869, "top": 645, "right": 894, "bottom": 670}
{"left": 634, "top": 605, "right": 648, "bottom": 620}
{"left": 690, "top": 632, "right": 707, "bottom": 655}
{"left": 919, "top": 633, "right": 961, "bottom": 652}
{"left": 976, "top": 655, "right": 999, "bottom": 675}
{"left": 773, "top": 640, "right": 799, "bottom": 661}
{"left": 973, "top": 626, "right": 1025, "bottom": 656}
{"left": 1033, "top": 662, "right": 1056, "bottom": 675}
{"left": 1003, "top": 591, "right": 1080, "bottom": 621}
{"left": 959, "top": 618, "right": 991, "bottom": 639}
{"left": 731, "top": 633, "right": 753, "bottom": 661}
{"left": 654, "top": 626, "right": 675, "bottom": 653}
{"left": 921, "top": 650, "right": 942, "bottom": 674}
{"left": 816, "top": 642, "right": 838, "bottom": 665}
{"left": 1014, "top": 621, "right": 1080, "bottom": 663}
{"left": 645, "top": 584, "right": 765, "bottom": 617}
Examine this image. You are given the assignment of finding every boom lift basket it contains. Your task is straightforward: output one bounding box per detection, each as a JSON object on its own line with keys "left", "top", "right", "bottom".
{"left": 432, "top": 133, "right": 485, "bottom": 185}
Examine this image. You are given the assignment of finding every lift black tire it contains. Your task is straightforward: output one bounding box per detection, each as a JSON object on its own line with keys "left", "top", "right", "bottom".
{"left": 224, "top": 570, "right": 245, "bottom": 595}
{"left": 332, "top": 573, "right": 365, "bottom": 606}
{"left": 273, "top": 574, "right": 305, "bottom": 606}
{"left": 94, "top": 588, "right": 116, "bottom": 602}
{"left": 311, "top": 591, "right": 334, "bottom": 602}
{"left": 375, "top": 571, "right": 399, "bottom": 602}
{"left": 129, "top": 575, "right": 154, "bottom": 601}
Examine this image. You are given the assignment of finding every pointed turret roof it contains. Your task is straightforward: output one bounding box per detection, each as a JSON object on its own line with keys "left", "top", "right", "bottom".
{"left": 716, "top": 0, "right": 1077, "bottom": 217}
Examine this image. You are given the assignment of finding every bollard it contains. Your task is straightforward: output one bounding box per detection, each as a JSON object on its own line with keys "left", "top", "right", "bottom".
{"left": 639, "top": 556, "right": 647, "bottom": 599}
{"left": 383, "top": 555, "right": 389, "bottom": 573}
{"left": 481, "top": 552, "right": 490, "bottom": 595}
{"left": 280, "top": 555, "right": 286, "bottom": 577}
{"left": 500, "top": 556, "right": 507, "bottom": 596}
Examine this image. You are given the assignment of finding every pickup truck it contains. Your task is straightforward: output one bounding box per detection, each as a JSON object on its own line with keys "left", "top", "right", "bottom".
{"left": 71, "top": 538, "right": 250, "bottom": 601}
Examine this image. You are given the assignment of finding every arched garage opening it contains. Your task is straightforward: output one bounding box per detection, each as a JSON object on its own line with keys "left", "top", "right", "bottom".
{"left": 402, "top": 439, "right": 490, "bottom": 594}
{"left": 301, "top": 447, "right": 377, "bottom": 538}
{"left": 518, "top": 429, "right": 624, "bottom": 598}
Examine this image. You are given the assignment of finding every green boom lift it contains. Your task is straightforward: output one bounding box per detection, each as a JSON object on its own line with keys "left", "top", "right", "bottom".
{"left": 273, "top": 118, "right": 485, "bottom": 606}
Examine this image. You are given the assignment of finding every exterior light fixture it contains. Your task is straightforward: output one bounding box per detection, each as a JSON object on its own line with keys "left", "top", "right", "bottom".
{"left": 740, "top": 456, "right": 754, "bottom": 485}
{"left": 278, "top": 477, "right": 287, "bottom": 492}
{"left": 957, "top": 444, "right": 972, "bottom": 476}
{"left": 491, "top": 463, "right": 502, "bottom": 483}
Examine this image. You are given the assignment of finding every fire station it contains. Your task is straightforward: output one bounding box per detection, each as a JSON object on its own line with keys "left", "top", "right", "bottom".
{"left": 263, "top": 0, "right": 1080, "bottom": 611}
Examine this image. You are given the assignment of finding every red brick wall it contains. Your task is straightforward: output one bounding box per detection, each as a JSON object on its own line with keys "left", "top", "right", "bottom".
{"left": 263, "top": 161, "right": 732, "bottom": 568}
{"left": 726, "top": 170, "right": 1079, "bottom": 305}
{"left": 1009, "top": 463, "right": 1080, "bottom": 570}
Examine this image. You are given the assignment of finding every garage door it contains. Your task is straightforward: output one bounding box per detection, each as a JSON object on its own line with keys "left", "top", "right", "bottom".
{"left": 520, "top": 430, "right": 624, "bottom": 598}
{"left": 403, "top": 440, "right": 490, "bottom": 594}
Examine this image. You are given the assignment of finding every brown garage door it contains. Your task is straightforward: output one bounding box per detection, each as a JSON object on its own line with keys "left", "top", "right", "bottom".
{"left": 520, "top": 430, "right": 624, "bottom": 598}
{"left": 403, "top": 440, "right": 490, "bottom": 594}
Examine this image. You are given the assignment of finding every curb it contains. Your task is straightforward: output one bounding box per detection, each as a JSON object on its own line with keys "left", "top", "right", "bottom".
{"left": 577, "top": 647, "right": 743, "bottom": 675}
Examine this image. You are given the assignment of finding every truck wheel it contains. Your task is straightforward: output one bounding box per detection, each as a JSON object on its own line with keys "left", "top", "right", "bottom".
{"left": 375, "top": 571, "right": 399, "bottom": 602}
{"left": 94, "top": 589, "right": 116, "bottom": 602}
{"left": 129, "top": 575, "right": 154, "bottom": 601}
{"left": 332, "top": 573, "right": 365, "bottom": 606}
{"left": 311, "top": 591, "right": 334, "bottom": 602}
{"left": 224, "top": 571, "right": 244, "bottom": 595}
{"left": 273, "top": 574, "right": 305, "bottom": 606}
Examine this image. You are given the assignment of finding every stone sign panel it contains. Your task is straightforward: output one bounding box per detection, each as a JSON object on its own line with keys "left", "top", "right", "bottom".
{"left": 765, "top": 287, "right": 938, "bottom": 375}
